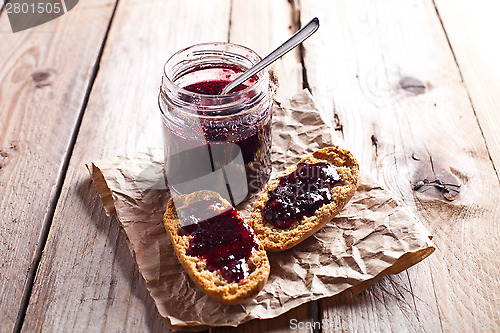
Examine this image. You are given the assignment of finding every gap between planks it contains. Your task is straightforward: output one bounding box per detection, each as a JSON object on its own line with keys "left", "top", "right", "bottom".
{"left": 227, "top": 0, "right": 233, "bottom": 43}
{"left": 295, "top": 0, "right": 324, "bottom": 328}
{"left": 214, "top": 0, "right": 322, "bottom": 332}
{"left": 295, "top": 0, "right": 310, "bottom": 91}
{"left": 11, "top": 1, "right": 121, "bottom": 332}
{"left": 295, "top": 1, "right": 323, "bottom": 330}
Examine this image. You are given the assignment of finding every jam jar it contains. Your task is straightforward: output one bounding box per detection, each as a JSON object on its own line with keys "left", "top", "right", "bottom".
{"left": 159, "top": 42, "right": 272, "bottom": 206}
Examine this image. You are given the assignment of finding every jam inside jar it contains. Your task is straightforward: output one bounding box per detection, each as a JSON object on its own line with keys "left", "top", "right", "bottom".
{"left": 159, "top": 43, "right": 272, "bottom": 205}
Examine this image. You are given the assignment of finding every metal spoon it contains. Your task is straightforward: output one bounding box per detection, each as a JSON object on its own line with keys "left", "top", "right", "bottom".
{"left": 221, "top": 17, "right": 320, "bottom": 95}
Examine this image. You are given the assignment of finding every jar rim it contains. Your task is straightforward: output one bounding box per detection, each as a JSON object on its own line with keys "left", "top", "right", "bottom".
{"left": 159, "top": 42, "right": 270, "bottom": 121}
{"left": 162, "top": 42, "right": 267, "bottom": 98}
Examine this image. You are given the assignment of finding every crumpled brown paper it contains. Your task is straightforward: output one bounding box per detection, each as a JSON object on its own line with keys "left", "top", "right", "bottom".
{"left": 87, "top": 90, "right": 434, "bottom": 331}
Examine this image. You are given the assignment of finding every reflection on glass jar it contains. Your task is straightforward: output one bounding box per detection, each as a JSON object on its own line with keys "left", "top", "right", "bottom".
{"left": 159, "top": 42, "right": 272, "bottom": 206}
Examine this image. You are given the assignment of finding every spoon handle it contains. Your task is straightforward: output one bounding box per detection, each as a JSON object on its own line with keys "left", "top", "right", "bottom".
{"left": 222, "top": 17, "right": 319, "bottom": 95}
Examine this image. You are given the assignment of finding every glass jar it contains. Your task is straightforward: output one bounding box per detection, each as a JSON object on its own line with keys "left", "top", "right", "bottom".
{"left": 159, "top": 42, "right": 272, "bottom": 206}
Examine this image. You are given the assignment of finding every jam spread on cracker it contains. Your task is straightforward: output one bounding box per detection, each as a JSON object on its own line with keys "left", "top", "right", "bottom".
{"left": 179, "top": 199, "right": 258, "bottom": 283}
{"left": 264, "top": 162, "right": 342, "bottom": 229}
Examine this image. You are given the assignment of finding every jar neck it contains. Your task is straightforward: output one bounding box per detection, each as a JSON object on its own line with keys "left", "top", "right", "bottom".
{"left": 160, "top": 42, "right": 270, "bottom": 119}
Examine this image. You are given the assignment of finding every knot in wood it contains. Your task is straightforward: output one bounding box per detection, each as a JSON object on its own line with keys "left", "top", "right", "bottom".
{"left": 31, "top": 71, "right": 50, "bottom": 82}
{"left": 399, "top": 76, "right": 426, "bottom": 94}
{"left": 412, "top": 177, "right": 461, "bottom": 201}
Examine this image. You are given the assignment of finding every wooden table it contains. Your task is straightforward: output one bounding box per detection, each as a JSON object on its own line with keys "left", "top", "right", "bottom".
{"left": 1, "top": 0, "right": 499, "bottom": 332}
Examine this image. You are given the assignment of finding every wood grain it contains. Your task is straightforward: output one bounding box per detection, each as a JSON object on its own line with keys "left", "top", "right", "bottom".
{"left": 6, "top": 0, "right": 498, "bottom": 331}
{"left": 0, "top": 1, "right": 116, "bottom": 332}
{"left": 433, "top": 0, "right": 500, "bottom": 180}
{"left": 228, "top": 0, "right": 303, "bottom": 100}
{"left": 300, "top": 0, "right": 500, "bottom": 332}
{"left": 216, "top": 303, "right": 312, "bottom": 333}
{"left": 20, "top": 0, "right": 231, "bottom": 332}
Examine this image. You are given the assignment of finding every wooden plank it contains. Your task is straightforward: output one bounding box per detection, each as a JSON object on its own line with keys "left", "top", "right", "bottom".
{"left": 228, "top": 0, "right": 303, "bottom": 100}
{"left": 433, "top": 0, "right": 500, "bottom": 180}
{"left": 215, "top": 1, "right": 310, "bottom": 332}
{"left": 300, "top": 0, "right": 500, "bottom": 332}
{"left": 216, "top": 303, "right": 312, "bottom": 333}
{"left": 0, "top": 1, "right": 117, "bottom": 332}
{"left": 21, "top": 0, "right": 231, "bottom": 332}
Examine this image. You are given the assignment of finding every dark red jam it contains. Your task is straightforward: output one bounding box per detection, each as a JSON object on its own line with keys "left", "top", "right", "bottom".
{"left": 184, "top": 80, "right": 248, "bottom": 95}
{"left": 178, "top": 198, "right": 259, "bottom": 283}
{"left": 264, "top": 162, "right": 342, "bottom": 229}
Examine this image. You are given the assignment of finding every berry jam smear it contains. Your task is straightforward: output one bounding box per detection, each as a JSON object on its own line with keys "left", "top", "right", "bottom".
{"left": 178, "top": 198, "right": 259, "bottom": 283}
{"left": 264, "top": 162, "right": 342, "bottom": 229}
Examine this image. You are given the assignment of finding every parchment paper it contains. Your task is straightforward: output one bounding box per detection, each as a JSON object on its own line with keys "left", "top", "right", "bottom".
{"left": 87, "top": 90, "right": 435, "bottom": 331}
